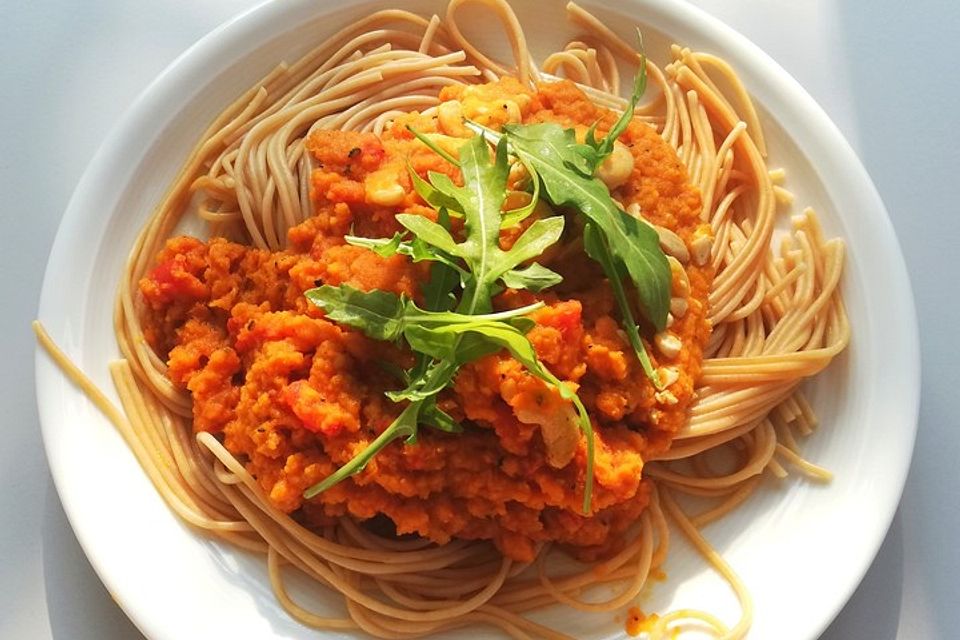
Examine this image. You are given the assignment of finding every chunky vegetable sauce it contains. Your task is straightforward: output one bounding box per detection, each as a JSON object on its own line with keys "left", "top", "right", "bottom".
{"left": 140, "top": 79, "right": 710, "bottom": 562}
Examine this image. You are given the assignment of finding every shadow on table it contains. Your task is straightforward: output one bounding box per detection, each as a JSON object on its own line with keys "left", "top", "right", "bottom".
{"left": 820, "top": 512, "right": 904, "bottom": 639}
{"left": 832, "top": 0, "right": 960, "bottom": 637}
{"left": 42, "top": 483, "right": 145, "bottom": 640}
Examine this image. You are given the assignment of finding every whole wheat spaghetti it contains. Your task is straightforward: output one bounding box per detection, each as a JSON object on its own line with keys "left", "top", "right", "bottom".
{"left": 34, "top": 1, "right": 849, "bottom": 638}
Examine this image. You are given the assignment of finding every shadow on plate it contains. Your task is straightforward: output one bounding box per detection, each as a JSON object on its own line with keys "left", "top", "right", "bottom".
{"left": 819, "top": 512, "right": 904, "bottom": 639}
{"left": 42, "top": 482, "right": 145, "bottom": 640}
{"left": 43, "top": 476, "right": 325, "bottom": 639}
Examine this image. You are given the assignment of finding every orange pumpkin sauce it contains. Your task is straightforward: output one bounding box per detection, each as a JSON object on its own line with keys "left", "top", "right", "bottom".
{"left": 139, "top": 78, "right": 710, "bottom": 562}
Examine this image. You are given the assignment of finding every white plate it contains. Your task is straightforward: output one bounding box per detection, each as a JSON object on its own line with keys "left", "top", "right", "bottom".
{"left": 35, "top": 0, "right": 919, "bottom": 638}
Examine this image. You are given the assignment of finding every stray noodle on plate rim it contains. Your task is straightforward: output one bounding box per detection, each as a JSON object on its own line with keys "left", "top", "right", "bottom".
{"left": 34, "top": 1, "right": 850, "bottom": 638}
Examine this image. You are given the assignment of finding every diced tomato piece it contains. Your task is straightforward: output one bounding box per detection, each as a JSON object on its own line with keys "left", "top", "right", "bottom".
{"left": 281, "top": 380, "right": 350, "bottom": 437}
{"left": 535, "top": 301, "right": 583, "bottom": 339}
{"left": 360, "top": 138, "right": 386, "bottom": 166}
{"left": 142, "top": 256, "right": 207, "bottom": 304}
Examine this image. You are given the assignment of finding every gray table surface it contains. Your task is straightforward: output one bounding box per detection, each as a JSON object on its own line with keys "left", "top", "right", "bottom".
{"left": 2, "top": 0, "right": 957, "bottom": 638}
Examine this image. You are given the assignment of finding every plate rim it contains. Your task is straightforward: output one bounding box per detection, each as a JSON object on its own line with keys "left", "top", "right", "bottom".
{"left": 34, "top": 0, "right": 921, "bottom": 638}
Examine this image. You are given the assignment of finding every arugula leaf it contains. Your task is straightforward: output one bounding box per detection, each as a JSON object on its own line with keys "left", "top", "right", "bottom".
{"left": 344, "top": 232, "right": 462, "bottom": 271}
{"left": 306, "top": 284, "right": 543, "bottom": 341}
{"left": 426, "top": 171, "right": 462, "bottom": 204}
{"left": 583, "top": 45, "right": 647, "bottom": 170}
{"left": 501, "top": 263, "right": 563, "bottom": 292}
{"left": 421, "top": 208, "right": 459, "bottom": 312}
{"left": 449, "top": 135, "right": 510, "bottom": 313}
{"left": 461, "top": 61, "right": 666, "bottom": 384}
{"left": 583, "top": 223, "right": 659, "bottom": 386}
{"left": 404, "top": 324, "right": 488, "bottom": 363}
{"left": 346, "top": 231, "right": 405, "bottom": 257}
{"left": 402, "top": 206, "right": 461, "bottom": 394}
{"left": 386, "top": 359, "right": 460, "bottom": 403}
{"left": 306, "top": 286, "right": 406, "bottom": 341}
{"left": 395, "top": 135, "right": 569, "bottom": 306}
{"left": 463, "top": 58, "right": 669, "bottom": 333}
{"left": 420, "top": 400, "right": 462, "bottom": 433}
{"left": 496, "top": 122, "right": 671, "bottom": 330}
{"left": 303, "top": 397, "right": 422, "bottom": 498}
{"left": 401, "top": 318, "right": 536, "bottom": 361}
{"left": 500, "top": 157, "right": 542, "bottom": 228}
{"left": 408, "top": 164, "right": 462, "bottom": 215}
{"left": 406, "top": 125, "right": 459, "bottom": 165}
{"left": 395, "top": 213, "right": 461, "bottom": 256}
{"left": 356, "top": 135, "right": 567, "bottom": 302}
{"left": 503, "top": 217, "right": 565, "bottom": 265}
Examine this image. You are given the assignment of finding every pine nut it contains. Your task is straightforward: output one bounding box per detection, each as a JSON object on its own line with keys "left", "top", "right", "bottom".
{"left": 655, "top": 390, "right": 679, "bottom": 405}
{"left": 654, "top": 225, "right": 690, "bottom": 263}
{"left": 596, "top": 141, "right": 634, "bottom": 190}
{"left": 656, "top": 366, "right": 680, "bottom": 387}
{"left": 654, "top": 332, "right": 682, "bottom": 359}
{"left": 691, "top": 224, "right": 713, "bottom": 266}
{"left": 667, "top": 256, "right": 691, "bottom": 298}
{"left": 437, "top": 100, "right": 468, "bottom": 137}
{"left": 670, "top": 296, "right": 688, "bottom": 318}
